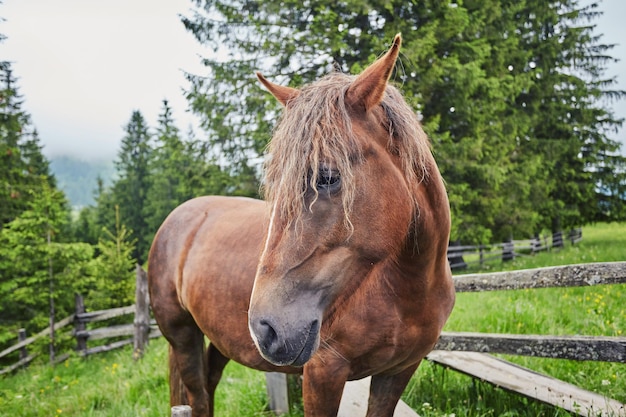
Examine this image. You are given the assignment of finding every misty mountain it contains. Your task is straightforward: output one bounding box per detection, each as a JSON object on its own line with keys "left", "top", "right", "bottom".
{"left": 50, "top": 156, "right": 115, "bottom": 208}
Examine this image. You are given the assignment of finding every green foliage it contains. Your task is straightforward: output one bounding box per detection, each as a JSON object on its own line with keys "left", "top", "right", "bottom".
{"left": 182, "top": 0, "right": 626, "bottom": 243}
{"left": 76, "top": 101, "right": 245, "bottom": 264}
{"left": 87, "top": 206, "right": 136, "bottom": 310}
{"left": 0, "top": 63, "right": 57, "bottom": 227}
{"left": 111, "top": 111, "right": 152, "bottom": 264}
{"left": 0, "top": 182, "right": 93, "bottom": 347}
{"left": 142, "top": 100, "right": 235, "bottom": 249}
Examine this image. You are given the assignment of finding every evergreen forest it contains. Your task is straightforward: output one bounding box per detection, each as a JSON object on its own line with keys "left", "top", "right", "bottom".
{"left": 1, "top": 0, "right": 626, "bottom": 354}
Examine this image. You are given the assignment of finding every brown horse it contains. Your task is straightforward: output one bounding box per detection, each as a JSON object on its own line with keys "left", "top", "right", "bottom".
{"left": 148, "top": 34, "right": 454, "bottom": 417}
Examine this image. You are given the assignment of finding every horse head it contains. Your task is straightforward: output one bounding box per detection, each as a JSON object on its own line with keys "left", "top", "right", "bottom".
{"left": 249, "top": 34, "right": 432, "bottom": 367}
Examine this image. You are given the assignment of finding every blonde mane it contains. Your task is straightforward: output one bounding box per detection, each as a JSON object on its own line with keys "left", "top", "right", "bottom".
{"left": 262, "top": 71, "right": 432, "bottom": 232}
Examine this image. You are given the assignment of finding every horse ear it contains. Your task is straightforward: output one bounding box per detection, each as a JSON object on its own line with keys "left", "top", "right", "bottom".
{"left": 256, "top": 72, "right": 300, "bottom": 106}
{"left": 346, "top": 33, "right": 402, "bottom": 112}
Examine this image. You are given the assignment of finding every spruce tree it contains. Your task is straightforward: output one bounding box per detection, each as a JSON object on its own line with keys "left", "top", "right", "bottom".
{"left": 0, "top": 182, "right": 93, "bottom": 343}
{"left": 511, "top": 0, "right": 625, "bottom": 232}
{"left": 144, "top": 100, "right": 187, "bottom": 244}
{"left": 112, "top": 111, "right": 152, "bottom": 263}
{"left": 182, "top": 0, "right": 625, "bottom": 242}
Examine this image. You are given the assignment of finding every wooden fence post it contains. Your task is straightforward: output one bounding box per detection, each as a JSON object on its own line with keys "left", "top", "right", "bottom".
{"left": 531, "top": 235, "right": 540, "bottom": 254}
{"left": 448, "top": 240, "right": 467, "bottom": 270}
{"left": 568, "top": 228, "right": 582, "bottom": 244}
{"left": 552, "top": 230, "right": 563, "bottom": 248}
{"left": 265, "top": 373, "right": 302, "bottom": 415}
{"left": 134, "top": 264, "right": 150, "bottom": 360}
{"left": 266, "top": 373, "right": 290, "bottom": 415}
{"left": 18, "top": 329, "right": 27, "bottom": 362}
{"left": 502, "top": 240, "right": 514, "bottom": 262}
{"left": 74, "top": 293, "right": 87, "bottom": 353}
{"left": 171, "top": 405, "right": 192, "bottom": 417}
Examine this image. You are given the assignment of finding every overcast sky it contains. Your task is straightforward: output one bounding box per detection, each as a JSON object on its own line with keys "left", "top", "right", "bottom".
{"left": 2, "top": 0, "right": 626, "bottom": 161}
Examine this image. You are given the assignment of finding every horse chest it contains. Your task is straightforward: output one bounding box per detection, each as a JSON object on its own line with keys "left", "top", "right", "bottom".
{"left": 324, "top": 293, "right": 435, "bottom": 377}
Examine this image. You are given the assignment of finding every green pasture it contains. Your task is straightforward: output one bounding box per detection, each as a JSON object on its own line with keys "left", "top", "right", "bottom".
{"left": 0, "top": 222, "right": 624, "bottom": 416}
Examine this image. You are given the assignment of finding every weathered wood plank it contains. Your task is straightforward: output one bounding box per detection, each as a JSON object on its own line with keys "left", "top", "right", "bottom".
{"left": 75, "top": 324, "right": 135, "bottom": 340}
{"left": 133, "top": 264, "right": 150, "bottom": 359}
{"left": 265, "top": 372, "right": 291, "bottom": 415}
{"left": 75, "top": 305, "right": 135, "bottom": 323}
{"left": 0, "top": 354, "right": 38, "bottom": 375}
{"left": 171, "top": 405, "right": 192, "bottom": 417}
{"left": 427, "top": 350, "right": 625, "bottom": 417}
{"left": 454, "top": 262, "right": 626, "bottom": 292}
{"left": 338, "top": 376, "right": 420, "bottom": 417}
{"left": 74, "top": 324, "right": 161, "bottom": 341}
{"left": 79, "top": 338, "right": 134, "bottom": 356}
{"left": 435, "top": 332, "right": 626, "bottom": 362}
{"left": 0, "top": 314, "right": 74, "bottom": 359}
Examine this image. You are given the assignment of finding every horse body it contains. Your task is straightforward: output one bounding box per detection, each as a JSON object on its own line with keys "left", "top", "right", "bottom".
{"left": 149, "top": 34, "right": 454, "bottom": 417}
{"left": 148, "top": 197, "right": 261, "bottom": 367}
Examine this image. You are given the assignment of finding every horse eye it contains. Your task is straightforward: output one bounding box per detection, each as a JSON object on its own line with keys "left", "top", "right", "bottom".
{"left": 316, "top": 170, "right": 341, "bottom": 192}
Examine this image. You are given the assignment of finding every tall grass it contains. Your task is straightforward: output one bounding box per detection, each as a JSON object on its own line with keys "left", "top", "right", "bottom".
{"left": 0, "top": 340, "right": 274, "bottom": 417}
{"left": 1, "top": 222, "right": 624, "bottom": 416}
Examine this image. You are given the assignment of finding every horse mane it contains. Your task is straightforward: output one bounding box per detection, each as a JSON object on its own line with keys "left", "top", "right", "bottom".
{"left": 261, "top": 71, "right": 432, "bottom": 233}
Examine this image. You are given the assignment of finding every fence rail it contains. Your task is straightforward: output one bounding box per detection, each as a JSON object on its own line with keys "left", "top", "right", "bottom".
{"left": 447, "top": 228, "right": 582, "bottom": 270}
{"left": 435, "top": 332, "right": 626, "bottom": 362}
{"left": 0, "top": 265, "right": 158, "bottom": 375}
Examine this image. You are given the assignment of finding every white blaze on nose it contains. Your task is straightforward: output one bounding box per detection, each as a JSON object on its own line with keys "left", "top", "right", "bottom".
{"left": 248, "top": 203, "right": 278, "bottom": 351}
{"left": 262, "top": 202, "right": 278, "bottom": 258}
{"left": 250, "top": 202, "right": 277, "bottom": 307}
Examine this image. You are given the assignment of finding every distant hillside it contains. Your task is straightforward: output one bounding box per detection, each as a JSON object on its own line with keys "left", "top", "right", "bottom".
{"left": 50, "top": 156, "right": 115, "bottom": 208}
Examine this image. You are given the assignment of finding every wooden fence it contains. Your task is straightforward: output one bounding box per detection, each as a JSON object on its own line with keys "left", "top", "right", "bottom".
{"left": 447, "top": 228, "right": 582, "bottom": 270}
{"left": 0, "top": 265, "right": 160, "bottom": 375}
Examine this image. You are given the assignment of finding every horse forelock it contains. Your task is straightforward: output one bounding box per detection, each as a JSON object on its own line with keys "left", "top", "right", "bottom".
{"left": 261, "top": 72, "right": 432, "bottom": 233}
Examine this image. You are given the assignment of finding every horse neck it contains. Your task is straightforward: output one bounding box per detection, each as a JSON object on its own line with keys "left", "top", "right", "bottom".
{"left": 395, "top": 166, "right": 450, "bottom": 288}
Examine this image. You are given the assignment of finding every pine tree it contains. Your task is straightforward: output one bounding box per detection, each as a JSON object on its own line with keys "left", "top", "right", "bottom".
{"left": 143, "top": 100, "right": 187, "bottom": 242}
{"left": 182, "top": 0, "right": 625, "bottom": 242}
{"left": 0, "top": 182, "right": 93, "bottom": 344}
{"left": 182, "top": 0, "right": 530, "bottom": 242}
{"left": 1, "top": 64, "right": 53, "bottom": 226}
{"left": 513, "top": 0, "right": 625, "bottom": 232}
{"left": 87, "top": 206, "right": 136, "bottom": 310}
{"left": 112, "top": 111, "right": 152, "bottom": 263}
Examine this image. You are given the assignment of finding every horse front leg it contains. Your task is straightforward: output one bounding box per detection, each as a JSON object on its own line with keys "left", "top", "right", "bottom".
{"left": 302, "top": 360, "right": 350, "bottom": 417}
{"left": 366, "top": 363, "right": 420, "bottom": 417}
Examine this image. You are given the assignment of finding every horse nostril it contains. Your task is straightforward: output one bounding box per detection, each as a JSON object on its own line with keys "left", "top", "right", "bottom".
{"left": 256, "top": 319, "right": 278, "bottom": 351}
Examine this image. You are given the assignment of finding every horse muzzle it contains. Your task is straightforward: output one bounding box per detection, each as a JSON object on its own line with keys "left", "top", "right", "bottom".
{"left": 249, "top": 306, "right": 322, "bottom": 367}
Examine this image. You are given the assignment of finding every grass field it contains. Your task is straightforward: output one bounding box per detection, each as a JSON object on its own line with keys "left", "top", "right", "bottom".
{"left": 0, "top": 222, "right": 624, "bottom": 416}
